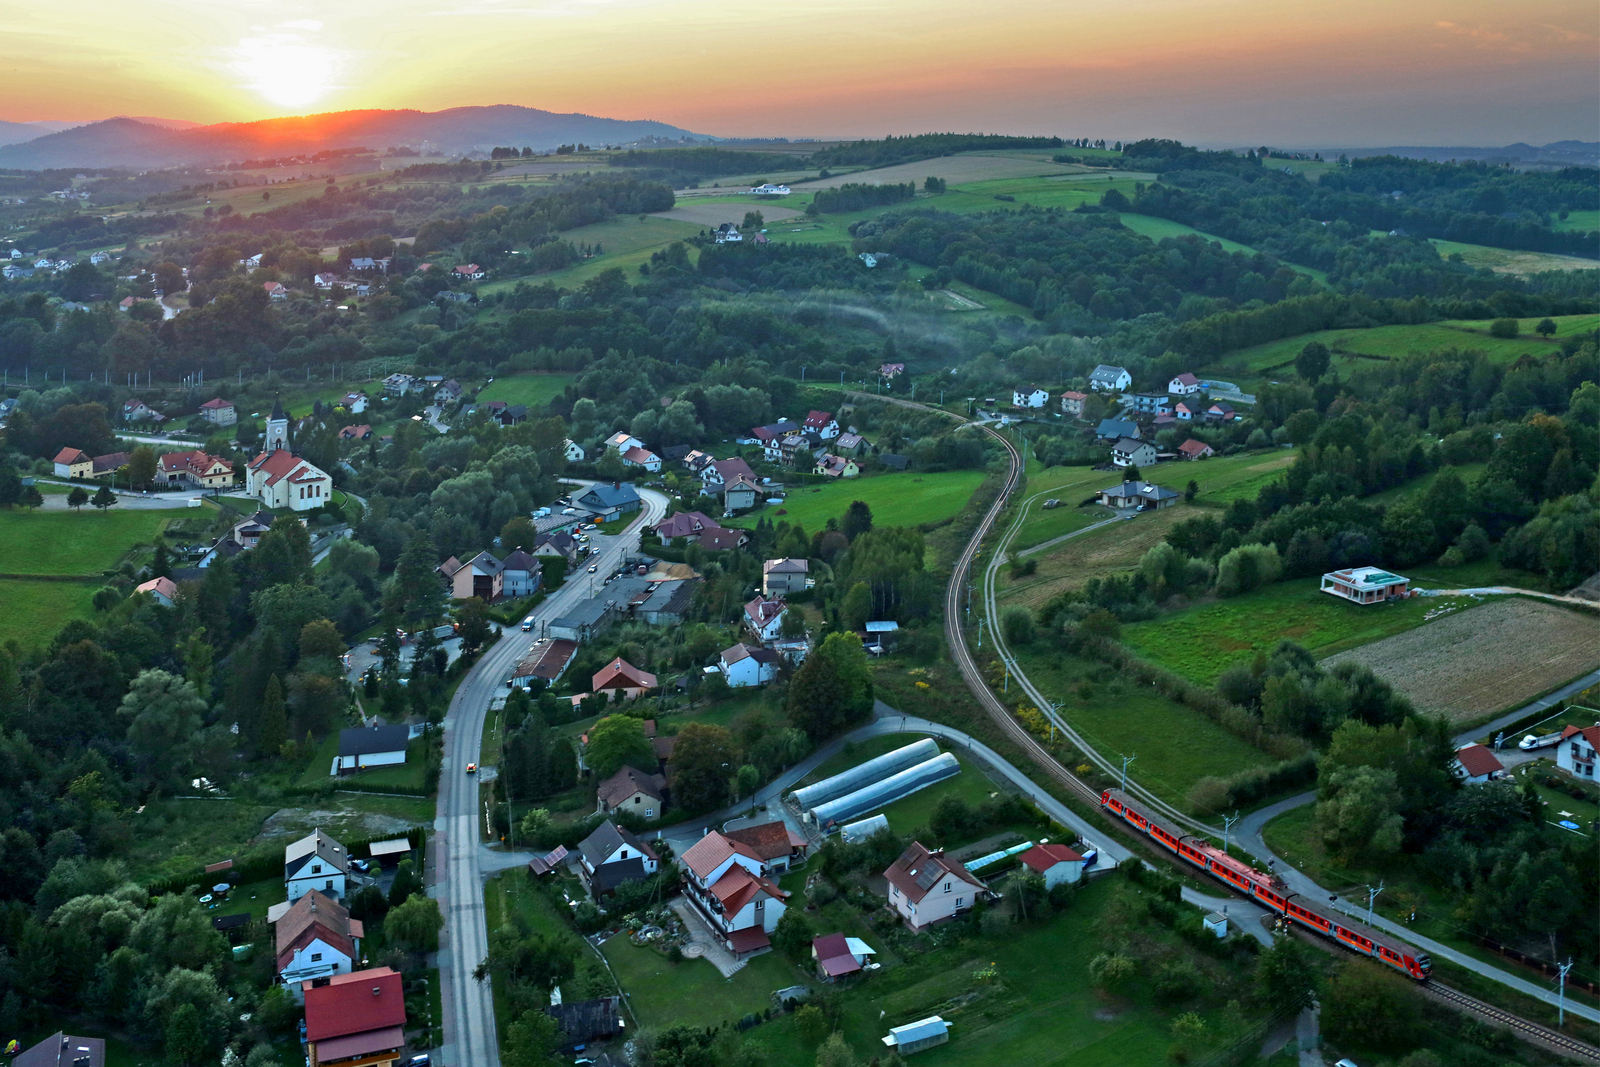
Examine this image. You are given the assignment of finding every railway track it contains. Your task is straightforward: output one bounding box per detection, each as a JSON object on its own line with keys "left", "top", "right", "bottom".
{"left": 1423, "top": 982, "right": 1600, "bottom": 1064}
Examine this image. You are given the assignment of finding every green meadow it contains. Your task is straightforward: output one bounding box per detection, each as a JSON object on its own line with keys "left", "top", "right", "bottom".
{"left": 728, "top": 469, "right": 986, "bottom": 534}
{"left": 475, "top": 372, "right": 576, "bottom": 411}
{"left": 0, "top": 506, "right": 183, "bottom": 575}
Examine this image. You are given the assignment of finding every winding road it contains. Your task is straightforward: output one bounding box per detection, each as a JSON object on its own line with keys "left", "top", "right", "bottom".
{"left": 431, "top": 484, "right": 668, "bottom": 1067}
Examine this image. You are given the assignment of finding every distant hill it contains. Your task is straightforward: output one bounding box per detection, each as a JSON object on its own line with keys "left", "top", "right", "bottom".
{"left": 1338, "top": 141, "right": 1600, "bottom": 168}
{"left": 0, "top": 119, "right": 45, "bottom": 148}
{"left": 121, "top": 116, "right": 203, "bottom": 130}
{"left": 0, "top": 105, "right": 715, "bottom": 170}
{"left": 26, "top": 120, "right": 80, "bottom": 134}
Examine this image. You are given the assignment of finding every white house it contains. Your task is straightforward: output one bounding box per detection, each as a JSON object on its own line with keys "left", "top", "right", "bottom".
{"left": 720, "top": 642, "right": 780, "bottom": 687}
{"left": 1017, "top": 842, "right": 1085, "bottom": 889}
{"left": 1319, "top": 567, "right": 1410, "bottom": 605}
{"left": 1169, "top": 372, "right": 1202, "bottom": 395}
{"left": 762, "top": 558, "right": 809, "bottom": 595}
{"left": 576, "top": 821, "right": 659, "bottom": 896}
{"left": 284, "top": 829, "right": 350, "bottom": 902}
{"left": 1012, "top": 386, "right": 1050, "bottom": 409}
{"left": 263, "top": 281, "right": 289, "bottom": 300}
{"left": 564, "top": 439, "right": 587, "bottom": 463}
{"left": 679, "top": 830, "right": 790, "bottom": 956}
{"left": 332, "top": 725, "right": 409, "bottom": 776}
{"left": 621, "top": 446, "right": 662, "bottom": 473}
{"left": 1556, "top": 725, "right": 1600, "bottom": 781}
{"left": 245, "top": 402, "right": 334, "bottom": 512}
{"left": 884, "top": 842, "right": 985, "bottom": 930}
{"left": 383, "top": 373, "right": 419, "bottom": 396}
{"left": 1452, "top": 744, "right": 1505, "bottom": 785}
{"left": 500, "top": 549, "right": 540, "bottom": 598}
{"left": 274, "top": 890, "right": 362, "bottom": 998}
{"left": 1110, "top": 438, "right": 1157, "bottom": 468}
{"left": 803, "top": 410, "right": 840, "bottom": 440}
{"left": 132, "top": 576, "right": 179, "bottom": 608}
{"left": 339, "top": 391, "right": 369, "bottom": 414}
{"left": 744, "top": 594, "right": 788, "bottom": 643}
{"left": 605, "top": 431, "right": 644, "bottom": 455}
{"left": 750, "top": 184, "right": 791, "bottom": 195}
{"left": 1088, "top": 364, "right": 1132, "bottom": 393}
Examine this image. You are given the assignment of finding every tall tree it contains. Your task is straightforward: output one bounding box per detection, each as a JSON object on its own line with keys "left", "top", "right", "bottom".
{"left": 127, "top": 446, "right": 158, "bottom": 489}
{"left": 119, "top": 669, "right": 208, "bottom": 791}
{"left": 584, "top": 715, "right": 655, "bottom": 779}
{"left": 258, "top": 674, "right": 288, "bottom": 756}
{"left": 668, "top": 722, "right": 736, "bottom": 813}
{"left": 785, "top": 632, "right": 873, "bottom": 741}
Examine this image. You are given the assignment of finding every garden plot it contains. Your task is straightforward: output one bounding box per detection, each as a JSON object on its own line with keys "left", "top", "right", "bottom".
{"left": 1321, "top": 597, "right": 1600, "bottom": 722}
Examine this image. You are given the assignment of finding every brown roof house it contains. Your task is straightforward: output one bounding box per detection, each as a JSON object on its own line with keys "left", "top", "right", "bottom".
{"left": 884, "top": 842, "right": 985, "bottom": 930}
{"left": 274, "top": 889, "right": 364, "bottom": 996}
{"left": 679, "top": 830, "right": 791, "bottom": 956}
{"left": 592, "top": 657, "right": 657, "bottom": 700}
{"left": 577, "top": 819, "right": 659, "bottom": 895}
{"left": 302, "top": 967, "right": 406, "bottom": 1067}
{"left": 52, "top": 447, "right": 93, "bottom": 479}
{"left": 596, "top": 765, "right": 666, "bottom": 822}
{"left": 723, "top": 820, "right": 810, "bottom": 873}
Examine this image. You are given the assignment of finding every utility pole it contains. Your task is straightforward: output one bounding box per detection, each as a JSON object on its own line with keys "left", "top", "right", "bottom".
{"left": 1047, "top": 701, "right": 1065, "bottom": 744}
{"left": 1222, "top": 811, "right": 1239, "bottom": 854}
{"left": 1120, "top": 753, "right": 1136, "bottom": 791}
{"left": 1364, "top": 881, "right": 1385, "bottom": 926}
{"left": 1557, "top": 958, "right": 1574, "bottom": 1026}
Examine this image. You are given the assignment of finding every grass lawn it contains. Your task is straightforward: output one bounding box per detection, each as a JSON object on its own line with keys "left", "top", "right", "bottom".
{"left": 997, "top": 504, "right": 1195, "bottom": 611}
{"left": 1117, "top": 214, "right": 1328, "bottom": 283}
{"left": 1119, "top": 579, "right": 1485, "bottom": 686}
{"left": 729, "top": 469, "right": 986, "bottom": 535}
{"left": 297, "top": 735, "right": 430, "bottom": 792}
{"left": 475, "top": 372, "right": 575, "bottom": 412}
{"left": 874, "top": 751, "right": 1007, "bottom": 838}
{"left": 1008, "top": 646, "right": 1274, "bottom": 808}
{"left": 0, "top": 578, "right": 100, "bottom": 650}
{"left": 603, "top": 934, "right": 806, "bottom": 1031}
{"left": 1552, "top": 209, "right": 1600, "bottom": 233}
{"left": 1364, "top": 461, "right": 1488, "bottom": 506}
{"left": 0, "top": 505, "right": 184, "bottom": 574}
{"left": 1428, "top": 238, "right": 1599, "bottom": 275}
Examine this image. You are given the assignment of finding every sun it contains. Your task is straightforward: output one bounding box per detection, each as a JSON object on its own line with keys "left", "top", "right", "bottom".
{"left": 234, "top": 34, "right": 339, "bottom": 111}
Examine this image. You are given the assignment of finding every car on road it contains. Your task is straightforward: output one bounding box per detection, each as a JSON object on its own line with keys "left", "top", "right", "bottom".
{"left": 466, "top": 762, "right": 477, "bottom": 774}
{"left": 588, "top": 563, "right": 598, "bottom": 572}
{"left": 521, "top": 615, "right": 535, "bottom": 631}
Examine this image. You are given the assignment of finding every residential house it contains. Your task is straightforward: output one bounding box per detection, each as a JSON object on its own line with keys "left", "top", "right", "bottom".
{"left": 834, "top": 432, "right": 866, "bottom": 456}
{"left": 574, "top": 481, "right": 640, "bottom": 518}
{"left": 117, "top": 296, "right": 137, "bottom": 312}
{"left": 339, "top": 391, "right": 369, "bottom": 414}
{"left": 596, "top": 767, "right": 667, "bottom": 823}
{"left": 814, "top": 454, "right": 860, "bottom": 478}
{"left": 681, "top": 448, "right": 714, "bottom": 473}
{"left": 1088, "top": 364, "right": 1132, "bottom": 393}
{"left": 1012, "top": 386, "right": 1050, "bottom": 408}
{"left": 338, "top": 424, "right": 372, "bottom": 441}
{"left": 563, "top": 439, "right": 586, "bottom": 462}
{"left": 592, "top": 657, "right": 657, "bottom": 700}
{"left": 490, "top": 403, "right": 528, "bottom": 426}
{"left": 723, "top": 820, "right": 809, "bottom": 873}
{"left": 199, "top": 511, "right": 277, "bottom": 568}
{"left": 812, "top": 932, "right": 875, "bottom": 981}
{"left": 198, "top": 397, "right": 236, "bottom": 426}
{"left": 604, "top": 430, "right": 643, "bottom": 455}
{"left": 719, "top": 642, "right": 779, "bottom": 687}
{"left": 500, "top": 549, "right": 540, "bottom": 598}
{"left": 1017, "top": 842, "right": 1085, "bottom": 888}
{"left": 10, "top": 1033, "right": 106, "bottom": 1067}
{"left": 434, "top": 379, "right": 462, "bottom": 403}
{"left": 453, "top": 263, "right": 485, "bottom": 280}
{"left": 678, "top": 830, "right": 790, "bottom": 956}
{"left": 881, "top": 1016, "right": 952, "bottom": 1056}
{"left": 348, "top": 257, "right": 379, "bottom": 272}
{"left": 576, "top": 820, "right": 659, "bottom": 895}
{"left": 132, "top": 576, "right": 179, "bottom": 607}
{"left": 274, "top": 889, "right": 362, "bottom": 995}
{"left": 52, "top": 447, "right": 93, "bottom": 478}
{"left": 879, "top": 362, "right": 905, "bottom": 379}
{"left": 158, "top": 449, "right": 234, "bottom": 489}
{"left": 438, "top": 550, "right": 505, "bottom": 602}
{"left": 1556, "top": 725, "right": 1600, "bottom": 781}
{"left": 263, "top": 281, "right": 288, "bottom": 300}
{"left": 1168, "top": 372, "right": 1202, "bottom": 395}
{"left": 701, "top": 456, "right": 756, "bottom": 492}
{"left": 302, "top": 968, "right": 406, "bottom": 1067}
{"left": 313, "top": 272, "right": 341, "bottom": 289}
{"left": 382, "top": 373, "right": 418, "bottom": 396}
{"left": 655, "top": 510, "right": 720, "bottom": 542}
{"left": 122, "top": 399, "right": 165, "bottom": 424}
{"left": 751, "top": 420, "right": 800, "bottom": 460}
{"left": 510, "top": 638, "right": 580, "bottom": 689}
{"left": 884, "top": 842, "right": 985, "bottom": 930}
{"left": 89, "top": 451, "right": 130, "bottom": 478}
{"left": 778, "top": 433, "right": 814, "bottom": 464}
{"left": 1174, "top": 401, "right": 1198, "bottom": 421}
{"left": 744, "top": 594, "right": 788, "bottom": 643}
{"left": 1060, "top": 390, "right": 1087, "bottom": 417}
{"left": 621, "top": 445, "right": 662, "bottom": 472}
{"left": 333, "top": 725, "right": 409, "bottom": 775}
{"left": 1204, "top": 402, "right": 1238, "bottom": 423}
{"left": 1095, "top": 417, "right": 1139, "bottom": 442}
{"left": 697, "top": 526, "right": 750, "bottom": 550}
{"left": 1178, "top": 439, "right": 1215, "bottom": 461}
{"left": 1319, "top": 567, "right": 1409, "bottom": 605}
{"left": 545, "top": 997, "right": 625, "bottom": 1051}
{"left": 1097, "top": 480, "right": 1180, "bottom": 510}
{"left": 762, "top": 558, "right": 809, "bottom": 595}
{"left": 1130, "top": 392, "right": 1172, "bottom": 416}
{"left": 532, "top": 530, "right": 580, "bottom": 565}
{"left": 1453, "top": 744, "right": 1505, "bottom": 785}
{"left": 804, "top": 410, "right": 840, "bottom": 440}
{"left": 284, "top": 829, "right": 349, "bottom": 902}
{"left": 1110, "top": 438, "right": 1158, "bottom": 469}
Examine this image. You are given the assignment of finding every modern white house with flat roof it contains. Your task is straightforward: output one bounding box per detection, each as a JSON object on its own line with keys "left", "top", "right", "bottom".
{"left": 1320, "top": 567, "right": 1409, "bottom": 604}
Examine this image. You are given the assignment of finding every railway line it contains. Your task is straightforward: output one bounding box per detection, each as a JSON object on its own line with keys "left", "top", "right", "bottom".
{"left": 1422, "top": 983, "right": 1600, "bottom": 1063}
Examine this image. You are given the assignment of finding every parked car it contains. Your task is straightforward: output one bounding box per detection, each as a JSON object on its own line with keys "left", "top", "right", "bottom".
{"left": 350, "top": 859, "right": 370, "bottom": 873}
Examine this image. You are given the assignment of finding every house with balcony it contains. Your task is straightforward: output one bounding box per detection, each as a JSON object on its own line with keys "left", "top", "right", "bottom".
{"left": 1556, "top": 725, "right": 1600, "bottom": 781}
{"left": 762, "top": 558, "right": 809, "bottom": 595}
{"left": 679, "top": 830, "right": 791, "bottom": 957}
{"left": 1060, "top": 390, "right": 1087, "bottom": 417}
{"left": 744, "top": 594, "right": 788, "bottom": 644}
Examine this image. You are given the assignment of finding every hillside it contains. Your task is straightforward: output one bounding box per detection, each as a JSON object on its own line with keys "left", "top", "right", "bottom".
{"left": 0, "top": 118, "right": 44, "bottom": 147}
{"left": 0, "top": 105, "right": 715, "bottom": 170}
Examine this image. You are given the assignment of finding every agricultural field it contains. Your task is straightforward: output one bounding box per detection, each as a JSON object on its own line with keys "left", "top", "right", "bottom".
{"left": 0, "top": 505, "right": 182, "bottom": 575}
{"left": 0, "top": 578, "right": 101, "bottom": 650}
{"left": 1364, "top": 461, "right": 1488, "bottom": 506}
{"left": 997, "top": 504, "right": 1194, "bottom": 610}
{"left": 1320, "top": 597, "right": 1600, "bottom": 722}
{"left": 475, "top": 371, "right": 575, "bottom": 411}
{"left": 729, "top": 469, "right": 985, "bottom": 535}
{"left": 1428, "top": 238, "right": 1600, "bottom": 275}
{"left": 1552, "top": 209, "right": 1600, "bottom": 233}
{"left": 652, "top": 200, "right": 805, "bottom": 227}
{"left": 1119, "top": 579, "right": 1476, "bottom": 686}
{"left": 1118, "top": 214, "right": 1259, "bottom": 256}
{"left": 480, "top": 215, "right": 702, "bottom": 292}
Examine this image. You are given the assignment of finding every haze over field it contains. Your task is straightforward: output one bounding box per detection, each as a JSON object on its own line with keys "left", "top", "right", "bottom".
{"left": 2, "top": 0, "right": 1595, "bottom": 146}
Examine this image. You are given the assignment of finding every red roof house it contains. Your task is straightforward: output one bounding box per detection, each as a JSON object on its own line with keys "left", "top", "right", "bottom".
{"left": 1178, "top": 439, "right": 1215, "bottom": 460}
{"left": 302, "top": 967, "right": 405, "bottom": 1066}
{"left": 591, "top": 657, "right": 657, "bottom": 698}
{"left": 1017, "top": 842, "right": 1086, "bottom": 888}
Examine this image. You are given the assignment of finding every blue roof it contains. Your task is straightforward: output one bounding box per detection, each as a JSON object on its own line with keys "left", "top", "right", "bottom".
{"left": 578, "top": 482, "right": 640, "bottom": 507}
{"left": 1097, "top": 418, "right": 1138, "bottom": 438}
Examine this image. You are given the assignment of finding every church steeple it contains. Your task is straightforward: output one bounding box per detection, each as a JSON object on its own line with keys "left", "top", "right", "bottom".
{"left": 266, "top": 399, "right": 289, "bottom": 453}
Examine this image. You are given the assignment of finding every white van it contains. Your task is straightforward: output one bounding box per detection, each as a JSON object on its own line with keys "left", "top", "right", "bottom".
{"left": 521, "top": 616, "right": 536, "bottom": 632}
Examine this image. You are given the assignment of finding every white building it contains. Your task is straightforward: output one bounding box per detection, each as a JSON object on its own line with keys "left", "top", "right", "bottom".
{"left": 1168, "top": 372, "right": 1202, "bottom": 395}
{"left": 274, "top": 890, "right": 362, "bottom": 998}
{"left": 750, "top": 184, "right": 791, "bottom": 195}
{"left": 245, "top": 401, "right": 334, "bottom": 512}
{"left": 605, "top": 431, "right": 644, "bottom": 455}
{"left": 719, "top": 642, "right": 779, "bottom": 687}
{"left": 1319, "top": 567, "right": 1410, "bottom": 605}
{"left": 1111, "top": 438, "right": 1157, "bottom": 468}
{"left": 284, "top": 829, "right": 349, "bottom": 902}
{"left": 1556, "top": 725, "right": 1600, "bottom": 781}
{"left": 1012, "top": 386, "right": 1050, "bottom": 408}
{"left": 744, "top": 595, "right": 788, "bottom": 644}
{"left": 1452, "top": 744, "right": 1505, "bottom": 785}
{"left": 332, "top": 725, "right": 409, "bottom": 775}
{"left": 1088, "top": 364, "right": 1132, "bottom": 393}
{"left": 1017, "top": 842, "right": 1085, "bottom": 889}
{"left": 564, "top": 439, "right": 587, "bottom": 463}
{"left": 679, "top": 830, "right": 790, "bottom": 956}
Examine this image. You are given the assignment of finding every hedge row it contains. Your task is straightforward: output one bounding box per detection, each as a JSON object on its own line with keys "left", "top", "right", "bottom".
{"left": 1187, "top": 753, "right": 1320, "bottom": 814}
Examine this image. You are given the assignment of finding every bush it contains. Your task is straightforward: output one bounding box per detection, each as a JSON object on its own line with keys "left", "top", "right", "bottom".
{"left": 1488, "top": 317, "right": 1519, "bottom": 338}
{"left": 1001, "top": 606, "right": 1036, "bottom": 645}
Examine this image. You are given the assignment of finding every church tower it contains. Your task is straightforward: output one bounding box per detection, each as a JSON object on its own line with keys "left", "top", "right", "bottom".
{"left": 265, "top": 398, "right": 289, "bottom": 453}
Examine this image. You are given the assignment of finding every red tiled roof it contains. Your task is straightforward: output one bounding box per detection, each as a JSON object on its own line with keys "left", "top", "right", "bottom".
{"left": 723, "top": 821, "right": 795, "bottom": 862}
{"left": 596, "top": 765, "right": 664, "bottom": 808}
{"left": 1018, "top": 842, "right": 1083, "bottom": 873}
{"left": 592, "top": 657, "right": 657, "bottom": 692}
{"left": 53, "top": 447, "right": 88, "bottom": 464}
{"left": 275, "top": 890, "right": 357, "bottom": 970}
{"left": 159, "top": 449, "right": 233, "bottom": 476}
{"left": 884, "top": 842, "right": 983, "bottom": 904}
{"left": 680, "top": 831, "right": 764, "bottom": 879}
{"left": 199, "top": 397, "right": 232, "bottom": 410}
{"left": 728, "top": 926, "right": 771, "bottom": 953}
{"left": 1178, "top": 439, "right": 1212, "bottom": 457}
{"left": 246, "top": 448, "right": 327, "bottom": 487}
{"left": 303, "top": 967, "right": 404, "bottom": 1042}
{"left": 812, "top": 932, "right": 860, "bottom": 976}
{"left": 1455, "top": 744, "right": 1504, "bottom": 778}
{"left": 707, "top": 863, "right": 786, "bottom": 913}
{"left": 134, "top": 576, "right": 180, "bottom": 601}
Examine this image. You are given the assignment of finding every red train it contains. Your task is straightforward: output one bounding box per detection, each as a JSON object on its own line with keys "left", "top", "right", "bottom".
{"left": 1101, "top": 788, "right": 1431, "bottom": 981}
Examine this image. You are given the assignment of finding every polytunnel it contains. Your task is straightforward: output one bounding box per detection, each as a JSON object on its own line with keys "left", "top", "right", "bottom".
{"left": 809, "top": 752, "right": 961, "bottom": 828}
{"left": 790, "top": 737, "right": 939, "bottom": 813}
{"left": 839, "top": 814, "right": 890, "bottom": 844}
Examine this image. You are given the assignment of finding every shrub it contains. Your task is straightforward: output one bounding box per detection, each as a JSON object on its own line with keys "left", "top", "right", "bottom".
{"left": 1488, "top": 317, "right": 1519, "bottom": 338}
{"left": 1001, "top": 606, "right": 1036, "bottom": 645}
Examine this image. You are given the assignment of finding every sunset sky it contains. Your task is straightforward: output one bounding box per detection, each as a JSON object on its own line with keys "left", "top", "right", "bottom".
{"left": 2, "top": 0, "right": 1595, "bottom": 145}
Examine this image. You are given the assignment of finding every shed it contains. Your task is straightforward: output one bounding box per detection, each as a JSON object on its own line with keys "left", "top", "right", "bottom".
{"left": 367, "top": 838, "right": 413, "bottom": 866}
{"left": 882, "top": 1015, "right": 951, "bottom": 1055}
{"left": 1204, "top": 912, "right": 1228, "bottom": 938}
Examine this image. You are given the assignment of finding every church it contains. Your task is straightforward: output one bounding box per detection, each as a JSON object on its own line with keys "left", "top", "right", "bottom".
{"left": 245, "top": 400, "right": 334, "bottom": 512}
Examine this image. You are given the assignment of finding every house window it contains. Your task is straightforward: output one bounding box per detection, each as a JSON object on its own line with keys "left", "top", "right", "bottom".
{"left": 311, "top": 953, "right": 322, "bottom": 962}
{"left": 754, "top": 899, "right": 764, "bottom": 914}
{"left": 312, "top": 864, "right": 321, "bottom": 874}
{"left": 956, "top": 898, "right": 964, "bottom": 908}
{"left": 944, "top": 882, "right": 951, "bottom": 893}
{"left": 645, "top": 809, "right": 654, "bottom": 817}
{"left": 325, "top": 880, "right": 334, "bottom": 891}
{"left": 634, "top": 796, "right": 641, "bottom": 804}
{"left": 619, "top": 849, "right": 628, "bottom": 859}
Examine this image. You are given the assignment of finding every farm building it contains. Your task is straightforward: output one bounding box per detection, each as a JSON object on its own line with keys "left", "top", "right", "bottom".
{"left": 808, "top": 753, "right": 961, "bottom": 830}
{"left": 1320, "top": 567, "right": 1410, "bottom": 605}
{"left": 1017, "top": 842, "right": 1086, "bottom": 888}
{"left": 840, "top": 814, "right": 890, "bottom": 843}
{"left": 791, "top": 738, "right": 946, "bottom": 825}
{"left": 882, "top": 1015, "right": 951, "bottom": 1055}
{"left": 812, "top": 932, "right": 876, "bottom": 980}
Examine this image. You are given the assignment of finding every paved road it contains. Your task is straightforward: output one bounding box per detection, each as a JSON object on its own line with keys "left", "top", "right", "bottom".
{"left": 432, "top": 486, "right": 667, "bottom": 1067}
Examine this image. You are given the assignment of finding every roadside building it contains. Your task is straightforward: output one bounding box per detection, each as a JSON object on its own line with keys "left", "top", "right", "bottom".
{"left": 301, "top": 967, "right": 406, "bottom": 1067}
{"left": 1017, "top": 842, "right": 1086, "bottom": 888}
{"left": 1319, "top": 567, "right": 1409, "bottom": 605}
{"left": 332, "top": 725, "right": 409, "bottom": 775}
{"left": 1452, "top": 744, "right": 1505, "bottom": 785}
{"left": 576, "top": 820, "right": 659, "bottom": 895}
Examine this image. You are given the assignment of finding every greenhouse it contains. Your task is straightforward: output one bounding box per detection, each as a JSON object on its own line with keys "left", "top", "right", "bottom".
{"left": 809, "top": 753, "right": 961, "bottom": 828}
{"left": 790, "top": 738, "right": 940, "bottom": 814}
